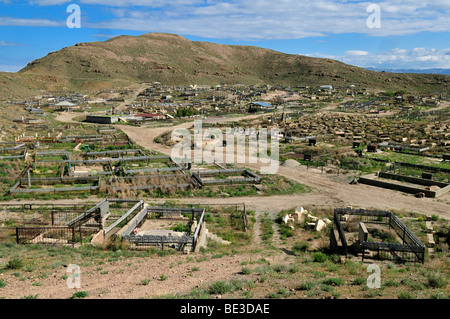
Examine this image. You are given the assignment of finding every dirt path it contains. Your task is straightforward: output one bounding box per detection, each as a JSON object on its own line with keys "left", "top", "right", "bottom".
{"left": 116, "top": 119, "right": 450, "bottom": 220}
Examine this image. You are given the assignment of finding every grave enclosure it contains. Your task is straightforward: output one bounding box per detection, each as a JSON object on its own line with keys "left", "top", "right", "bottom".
{"left": 330, "top": 208, "right": 426, "bottom": 263}
{"left": 0, "top": 200, "right": 249, "bottom": 253}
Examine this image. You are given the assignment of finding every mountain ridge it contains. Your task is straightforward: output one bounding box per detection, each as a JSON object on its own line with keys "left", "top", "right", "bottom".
{"left": 2, "top": 33, "right": 449, "bottom": 97}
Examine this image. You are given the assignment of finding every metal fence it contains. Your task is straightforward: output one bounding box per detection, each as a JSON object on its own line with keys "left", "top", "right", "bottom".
{"left": 15, "top": 226, "right": 98, "bottom": 247}
{"left": 333, "top": 208, "right": 426, "bottom": 263}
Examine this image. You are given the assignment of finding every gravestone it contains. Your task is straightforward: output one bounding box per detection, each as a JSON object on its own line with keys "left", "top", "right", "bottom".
{"left": 367, "top": 145, "right": 377, "bottom": 153}
{"left": 359, "top": 222, "right": 368, "bottom": 243}
{"left": 422, "top": 172, "right": 433, "bottom": 180}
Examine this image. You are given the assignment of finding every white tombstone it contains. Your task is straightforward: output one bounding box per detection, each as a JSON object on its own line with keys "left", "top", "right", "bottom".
{"left": 315, "top": 219, "right": 326, "bottom": 232}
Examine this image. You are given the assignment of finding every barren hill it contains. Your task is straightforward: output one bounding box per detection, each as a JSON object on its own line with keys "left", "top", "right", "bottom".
{"left": 5, "top": 33, "right": 450, "bottom": 94}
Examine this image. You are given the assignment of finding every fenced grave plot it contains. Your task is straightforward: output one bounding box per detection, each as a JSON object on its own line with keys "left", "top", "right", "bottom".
{"left": 69, "top": 163, "right": 113, "bottom": 177}
{"left": 0, "top": 145, "right": 27, "bottom": 160}
{"left": 388, "top": 165, "right": 450, "bottom": 183}
{"left": 100, "top": 200, "right": 145, "bottom": 232}
{"left": 367, "top": 152, "right": 450, "bottom": 170}
{"left": 15, "top": 226, "right": 98, "bottom": 246}
{"left": 330, "top": 208, "right": 426, "bottom": 264}
{"left": 201, "top": 203, "right": 251, "bottom": 246}
{"left": 120, "top": 206, "right": 206, "bottom": 252}
{"left": 192, "top": 169, "right": 261, "bottom": 187}
{"left": 84, "top": 149, "right": 146, "bottom": 160}
{"left": 9, "top": 166, "right": 100, "bottom": 195}
{"left": 102, "top": 173, "right": 192, "bottom": 196}
{"left": 0, "top": 202, "right": 106, "bottom": 247}
{"left": 358, "top": 162, "right": 450, "bottom": 198}
{"left": 34, "top": 151, "right": 71, "bottom": 164}
{"left": 121, "top": 156, "right": 183, "bottom": 175}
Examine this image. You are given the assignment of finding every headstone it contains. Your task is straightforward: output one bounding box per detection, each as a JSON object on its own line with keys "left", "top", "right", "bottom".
{"left": 295, "top": 206, "right": 307, "bottom": 224}
{"left": 367, "top": 145, "right": 377, "bottom": 152}
{"left": 358, "top": 222, "right": 369, "bottom": 243}
{"left": 427, "top": 233, "right": 435, "bottom": 248}
{"left": 425, "top": 221, "right": 433, "bottom": 234}
{"left": 315, "top": 219, "right": 326, "bottom": 232}
{"left": 422, "top": 172, "right": 433, "bottom": 180}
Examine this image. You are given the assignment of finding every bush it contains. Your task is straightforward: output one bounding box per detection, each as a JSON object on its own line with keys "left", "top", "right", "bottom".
{"left": 352, "top": 277, "right": 365, "bottom": 286}
{"left": 272, "top": 264, "right": 287, "bottom": 273}
{"left": 0, "top": 279, "right": 6, "bottom": 288}
{"left": 160, "top": 274, "right": 168, "bottom": 281}
{"left": 5, "top": 257, "right": 23, "bottom": 270}
{"left": 209, "top": 280, "right": 234, "bottom": 295}
{"left": 297, "top": 281, "right": 314, "bottom": 291}
{"left": 241, "top": 267, "right": 252, "bottom": 275}
{"left": 292, "top": 242, "right": 309, "bottom": 254}
{"left": 322, "top": 278, "right": 344, "bottom": 286}
{"left": 313, "top": 252, "right": 328, "bottom": 263}
{"left": 140, "top": 279, "right": 151, "bottom": 286}
{"left": 398, "top": 292, "right": 413, "bottom": 299}
{"left": 427, "top": 273, "right": 447, "bottom": 288}
{"left": 70, "top": 291, "right": 89, "bottom": 299}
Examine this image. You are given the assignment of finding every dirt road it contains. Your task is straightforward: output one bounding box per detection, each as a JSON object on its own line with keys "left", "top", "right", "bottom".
{"left": 117, "top": 119, "right": 450, "bottom": 220}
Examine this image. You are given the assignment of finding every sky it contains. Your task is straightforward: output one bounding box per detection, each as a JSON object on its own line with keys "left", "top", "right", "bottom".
{"left": 0, "top": 0, "right": 449, "bottom": 73}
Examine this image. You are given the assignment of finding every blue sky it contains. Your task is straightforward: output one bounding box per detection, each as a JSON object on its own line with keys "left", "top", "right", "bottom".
{"left": 0, "top": 0, "right": 449, "bottom": 73}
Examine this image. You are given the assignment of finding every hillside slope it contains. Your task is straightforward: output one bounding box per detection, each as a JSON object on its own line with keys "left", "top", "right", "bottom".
{"left": 11, "top": 33, "right": 450, "bottom": 93}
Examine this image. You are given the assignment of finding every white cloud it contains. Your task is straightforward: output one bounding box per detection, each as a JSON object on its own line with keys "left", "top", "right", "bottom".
{"left": 81, "top": 0, "right": 450, "bottom": 40}
{"left": 1, "top": 1, "right": 449, "bottom": 41}
{"left": 0, "top": 17, "right": 62, "bottom": 27}
{"left": 326, "top": 47, "right": 450, "bottom": 69}
{"left": 0, "top": 40, "right": 26, "bottom": 46}
{"left": 346, "top": 50, "right": 369, "bottom": 56}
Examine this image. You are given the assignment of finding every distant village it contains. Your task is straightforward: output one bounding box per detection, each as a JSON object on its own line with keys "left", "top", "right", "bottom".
{"left": 6, "top": 82, "right": 448, "bottom": 126}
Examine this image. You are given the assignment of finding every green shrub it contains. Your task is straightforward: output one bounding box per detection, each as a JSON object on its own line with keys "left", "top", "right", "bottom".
{"left": 160, "top": 274, "right": 168, "bottom": 281}
{"left": 140, "top": 279, "right": 151, "bottom": 286}
{"left": 384, "top": 280, "right": 400, "bottom": 287}
{"left": 297, "top": 281, "right": 314, "bottom": 291}
{"left": 0, "top": 279, "right": 7, "bottom": 288}
{"left": 322, "top": 278, "right": 344, "bottom": 286}
{"left": 70, "top": 291, "right": 89, "bottom": 299}
{"left": 352, "top": 277, "right": 365, "bottom": 285}
{"left": 209, "top": 280, "right": 234, "bottom": 295}
{"left": 292, "top": 242, "right": 309, "bottom": 254}
{"left": 5, "top": 257, "right": 23, "bottom": 270}
{"left": 427, "top": 273, "right": 447, "bottom": 288}
{"left": 313, "top": 252, "right": 328, "bottom": 263}
{"left": 241, "top": 267, "right": 252, "bottom": 275}
{"left": 272, "top": 264, "right": 287, "bottom": 273}
{"left": 398, "top": 292, "right": 413, "bottom": 299}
